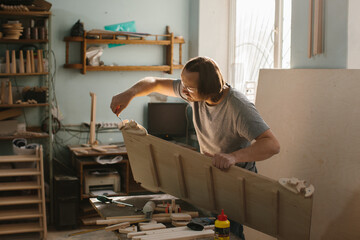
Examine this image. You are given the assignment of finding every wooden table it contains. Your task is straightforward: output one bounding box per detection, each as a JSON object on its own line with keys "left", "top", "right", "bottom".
{"left": 68, "top": 144, "right": 144, "bottom": 200}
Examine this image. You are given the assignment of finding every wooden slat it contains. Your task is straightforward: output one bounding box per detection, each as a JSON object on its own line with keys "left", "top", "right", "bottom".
{"left": 0, "top": 103, "right": 48, "bottom": 108}
{"left": 0, "top": 222, "right": 43, "bottom": 235}
{"left": 0, "top": 195, "right": 41, "bottom": 206}
{"left": 174, "top": 154, "right": 188, "bottom": 199}
{"left": 0, "top": 11, "right": 51, "bottom": 17}
{"left": 0, "top": 207, "right": 41, "bottom": 220}
{"left": 0, "top": 39, "right": 48, "bottom": 44}
{"left": 0, "top": 181, "right": 40, "bottom": 191}
{"left": 87, "top": 65, "right": 171, "bottom": 72}
{"left": 0, "top": 168, "right": 40, "bottom": 177}
{"left": 0, "top": 155, "right": 39, "bottom": 162}
{"left": 0, "top": 72, "right": 49, "bottom": 77}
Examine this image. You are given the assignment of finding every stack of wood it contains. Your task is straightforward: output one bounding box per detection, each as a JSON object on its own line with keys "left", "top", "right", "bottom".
{"left": 2, "top": 22, "right": 23, "bottom": 39}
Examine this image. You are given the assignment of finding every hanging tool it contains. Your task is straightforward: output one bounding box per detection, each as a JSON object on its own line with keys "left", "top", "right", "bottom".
{"left": 97, "top": 195, "right": 134, "bottom": 207}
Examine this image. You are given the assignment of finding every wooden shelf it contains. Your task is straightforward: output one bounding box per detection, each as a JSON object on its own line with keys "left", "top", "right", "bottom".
{"left": 0, "top": 103, "right": 48, "bottom": 108}
{"left": 0, "top": 72, "right": 49, "bottom": 77}
{"left": 0, "top": 155, "right": 40, "bottom": 162}
{"left": 0, "top": 132, "right": 49, "bottom": 140}
{"left": 0, "top": 39, "right": 48, "bottom": 44}
{"left": 0, "top": 11, "right": 51, "bottom": 17}
{"left": 0, "top": 207, "right": 42, "bottom": 220}
{"left": 64, "top": 27, "right": 185, "bottom": 74}
{"left": 0, "top": 168, "right": 40, "bottom": 177}
{"left": 0, "top": 195, "right": 41, "bottom": 206}
{"left": 0, "top": 181, "right": 40, "bottom": 191}
{"left": 0, "top": 222, "right": 43, "bottom": 235}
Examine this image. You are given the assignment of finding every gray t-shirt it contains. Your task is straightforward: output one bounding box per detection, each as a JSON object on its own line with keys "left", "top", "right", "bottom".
{"left": 173, "top": 80, "right": 269, "bottom": 171}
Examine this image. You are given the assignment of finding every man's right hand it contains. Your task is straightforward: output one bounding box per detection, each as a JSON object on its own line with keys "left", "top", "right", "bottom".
{"left": 110, "top": 90, "right": 133, "bottom": 116}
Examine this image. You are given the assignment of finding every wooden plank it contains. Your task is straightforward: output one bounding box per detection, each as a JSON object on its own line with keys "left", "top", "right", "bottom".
{"left": 0, "top": 207, "right": 41, "bottom": 220}
{"left": 0, "top": 168, "right": 40, "bottom": 177}
{"left": 0, "top": 155, "right": 39, "bottom": 162}
{"left": 0, "top": 181, "right": 40, "bottom": 191}
{"left": 0, "top": 107, "right": 22, "bottom": 120}
{"left": 255, "top": 69, "right": 360, "bottom": 240}
{"left": 122, "top": 127, "right": 313, "bottom": 240}
{"left": 139, "top": 223, "right": 166, "bottom": 231}
{"left": 0, "top": 195, "right": 41, "bottom": 205}
{"left": 132, "top": 229, "right": 214, "bottom": 240}
{"left": 0, "top": 222, "right": 43, "bottom": 235}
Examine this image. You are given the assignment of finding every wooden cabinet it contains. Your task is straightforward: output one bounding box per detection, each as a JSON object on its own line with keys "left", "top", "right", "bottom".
{"left": 64, "top": 26, "right": 185, "bottom": 74}
{"left": 0, "top": 146, "right": 47, "bottom": 239}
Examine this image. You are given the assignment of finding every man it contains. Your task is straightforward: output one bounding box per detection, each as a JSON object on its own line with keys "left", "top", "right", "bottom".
{"left": 110, "top": 56, "right": 280, "bottom": 238}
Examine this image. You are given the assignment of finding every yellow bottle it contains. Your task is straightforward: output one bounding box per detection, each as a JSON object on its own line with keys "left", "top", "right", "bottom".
{"left": 214, "top": 209, "right": 230, "bottom": 240}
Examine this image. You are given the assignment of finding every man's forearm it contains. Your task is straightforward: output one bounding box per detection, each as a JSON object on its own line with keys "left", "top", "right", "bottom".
{"left": 231, "top": 130, "right": 280, "bottom": 163}
{"left": 128, "top": 77, "right": 176, "bottom": 98}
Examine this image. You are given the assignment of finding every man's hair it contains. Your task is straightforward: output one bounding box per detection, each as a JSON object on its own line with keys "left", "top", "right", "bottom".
{"left": 182, "top": 56, "right": 225, "bottom": 102}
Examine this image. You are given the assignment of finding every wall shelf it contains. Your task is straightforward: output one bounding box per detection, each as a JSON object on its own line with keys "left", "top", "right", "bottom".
{"left": 0, "top": 103, "right": 49, "bottom": 108}
{"left": 64, "top": 26, "right": 185, "bottom": 74}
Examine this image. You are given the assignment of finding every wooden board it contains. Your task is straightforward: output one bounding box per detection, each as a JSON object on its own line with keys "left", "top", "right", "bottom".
{"left": 122, "top": 127, "right": 313, "bottom": 240}
{"left": 255, "top": 69, "right": 360, "bottom": 239}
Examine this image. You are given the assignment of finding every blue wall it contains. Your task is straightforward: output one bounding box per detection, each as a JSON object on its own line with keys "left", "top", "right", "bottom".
{"left": 291, "top": 0, "right": 348, "bottom": 68}
{"left": 49, "top": 0, "right": 191, "bottom": 147}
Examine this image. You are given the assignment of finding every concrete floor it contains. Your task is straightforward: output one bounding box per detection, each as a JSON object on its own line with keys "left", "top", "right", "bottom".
{"left": 0, "top": 226, "right": 242, "bottom": 240}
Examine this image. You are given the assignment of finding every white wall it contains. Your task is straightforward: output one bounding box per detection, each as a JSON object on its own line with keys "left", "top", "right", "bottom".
{"left": 198, "top": 0, "right": 229, "bottom": 80}
{"left": 347, "top": 0, "right": 360, "bottom": 68}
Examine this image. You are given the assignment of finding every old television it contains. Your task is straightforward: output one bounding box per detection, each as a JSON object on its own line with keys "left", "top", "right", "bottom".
{"left": 147, "top": 102, "right": 188, "bottom": 139}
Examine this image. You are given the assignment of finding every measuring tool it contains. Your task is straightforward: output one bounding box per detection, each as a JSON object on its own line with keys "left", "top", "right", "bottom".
{"left": 97, "top": 195, "right": 134, "bottom": 207}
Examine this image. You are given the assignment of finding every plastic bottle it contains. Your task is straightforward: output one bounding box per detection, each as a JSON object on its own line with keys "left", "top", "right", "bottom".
{"left": 214, "top": 209, "right": 230, "bottom": 240}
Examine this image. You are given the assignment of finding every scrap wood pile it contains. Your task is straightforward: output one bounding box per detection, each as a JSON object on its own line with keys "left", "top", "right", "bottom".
{"left": 98, "top": 200, "right": 215, "bottom": 239}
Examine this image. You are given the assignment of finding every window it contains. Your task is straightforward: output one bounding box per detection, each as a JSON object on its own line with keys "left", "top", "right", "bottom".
{"left": 228, "top": 0, "right": 292, "bottom": 102}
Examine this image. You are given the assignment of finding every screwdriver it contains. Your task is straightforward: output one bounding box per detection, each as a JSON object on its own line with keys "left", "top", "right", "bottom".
{"left": 97, "top": 195, "right": 134, "bottom": 207}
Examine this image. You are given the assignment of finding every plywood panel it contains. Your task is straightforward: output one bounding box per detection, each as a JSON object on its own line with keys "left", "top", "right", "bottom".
{"left": 122, "top": 127, "right": 313, "bottom": 240}
{"left": 255, "top": 69, "right": 360, "bottom": 240}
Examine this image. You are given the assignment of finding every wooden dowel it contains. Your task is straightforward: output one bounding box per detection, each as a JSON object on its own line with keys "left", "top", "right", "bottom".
{"left": 308, "top": 0, "right": 313, "bottom": 58}
{"left": 26, "top": 50, "right": 31, "bottom": 73}
{"left": 11, "top": 50, "right": 16, "bottom": 73}
{"left": 1, "top": 80, "right": 6, "bottom": 104}
{"left": 8, "top": 80, "right": 13, "bottom": 104}
{"left": 19, "top": 50, "right": 24, "bottom": 73}
{"left": 30, "top": 50, "right": 35, "bottom": 73}
{"left": 5, "top": 50, "right": 10, "bottom": 73}
{"left": 37, "top": 49, "right": 43, "bottom": 73}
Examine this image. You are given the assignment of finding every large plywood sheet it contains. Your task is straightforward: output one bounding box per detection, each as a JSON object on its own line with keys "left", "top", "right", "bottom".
{"left": 255, "top": 69, "right": 360, "bottom": 240}
{"left": 122, "top": 127, "right": 313, "bottom": 240}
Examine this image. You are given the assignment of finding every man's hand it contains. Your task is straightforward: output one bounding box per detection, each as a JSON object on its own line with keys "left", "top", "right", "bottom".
{"left": 110, "top": 91, "right": 133, "bottom": 116}
{"left": 204, "top": 152, "right": 236, "bottom": 170}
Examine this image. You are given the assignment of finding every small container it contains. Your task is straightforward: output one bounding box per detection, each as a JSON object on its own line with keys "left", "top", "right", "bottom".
{"left": 214, "top": 209, "right": 230, "bottom": 240}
